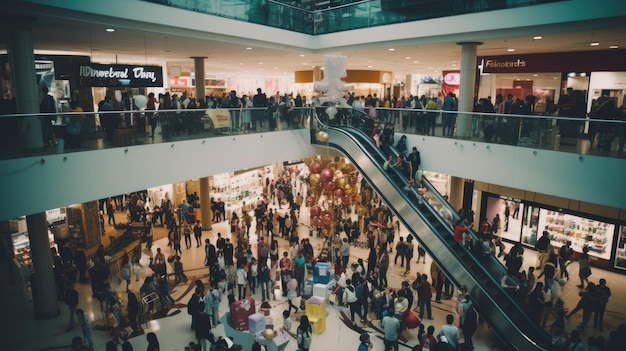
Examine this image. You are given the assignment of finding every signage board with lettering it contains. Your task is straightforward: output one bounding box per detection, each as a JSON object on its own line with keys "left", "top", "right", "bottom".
{"left": 77, "top": 63, "right": 163, "bottom": 87}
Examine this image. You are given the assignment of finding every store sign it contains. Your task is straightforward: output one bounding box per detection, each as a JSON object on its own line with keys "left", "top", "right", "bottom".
{"left": 170, "top": 77, "right": 189, "bottom": 86}
{"left": 77, "top": 63, "right": 163, "bottom": 87}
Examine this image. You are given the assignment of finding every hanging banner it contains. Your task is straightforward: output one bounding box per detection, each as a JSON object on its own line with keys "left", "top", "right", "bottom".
{"left": 77, "top": 63, "right": 163, "bottom": 87}
{"left": 441, "top": 70, "right": 460, "bottom": 100}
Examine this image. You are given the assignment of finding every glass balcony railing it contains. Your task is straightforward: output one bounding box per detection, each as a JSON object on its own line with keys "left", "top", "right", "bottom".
{"left": 0, "top": 105, "right": 623, "bottom": 160}
{"left": 0, "top": 107, "right": 313, "bottom": 160}
{"left": 313, "top": 106, "right": 626, "bottom": 158}
{"left": 141, "top": 0, "right": 566, "bottom": 34}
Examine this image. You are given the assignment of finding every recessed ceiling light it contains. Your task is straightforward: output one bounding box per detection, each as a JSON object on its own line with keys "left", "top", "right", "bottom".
{"left": 590, "top": 42, "right": 599, "bottom": 46}
{"left": 533, "top": 36, "right": 542, "bottom": 40}
{"left": 609, "top": 45, "right": 618, "bottom": 49}
{"left": 413, "top": 61, "right": 418, "bottom": 63}
{"left": 105, "top": 28, "right": 115, "bottom": 32}
{"left": 451, "top": 63, "right": 457, "bottom": 66}
{"left": 388, "top": 48, "right": 395, "bottom": 51}
{"left": 367, "top": 65, "right": 373, "bottom": 68}
{"left": 299, "top": 54, "right": 305, "bottom": 57}
{"left": 246, "top": 47, "right": 252, "bottom": 50}
{"left": 258, "top": 61, "right": 263, "bottom": 64}
{"left": 580, "top": 72, "right": 587, "bottom": 77}
{"left": 405, "top": 56, "right": 411, "bottom": 59}
{"left": 568, "top": 72, "right": 576, "bottom": 77}
{"left": 533, "top": 74, "right": 538, "bottom": 77}
{"left": 507, "top": 48, "right": 515, "bottom": 52}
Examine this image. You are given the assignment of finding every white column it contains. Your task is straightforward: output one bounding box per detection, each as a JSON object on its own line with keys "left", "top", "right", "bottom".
{"left": 456, "top": 42, "right": 483, "bottom": 138}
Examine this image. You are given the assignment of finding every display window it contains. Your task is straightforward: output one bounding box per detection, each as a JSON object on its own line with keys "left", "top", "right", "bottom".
{"left": 538, "top": 209, "right": 615, "bottom": 264}
{"left": 483, "top": 195, "right": 525, "bottom": 243}
{"left": 520, "top": 205, "right": 540, "bottom": 247}
{"left": 613, "top": 226, "right": 626, "bottom": 270}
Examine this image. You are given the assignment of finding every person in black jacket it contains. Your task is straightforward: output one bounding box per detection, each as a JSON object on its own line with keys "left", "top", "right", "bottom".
{"left": 195, "top": 302, "right": 212, "bottom": 351}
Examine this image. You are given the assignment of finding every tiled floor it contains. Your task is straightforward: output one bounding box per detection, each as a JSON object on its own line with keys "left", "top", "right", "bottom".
{"left": 12, "top": 202, "right": 626, "bottom": 351}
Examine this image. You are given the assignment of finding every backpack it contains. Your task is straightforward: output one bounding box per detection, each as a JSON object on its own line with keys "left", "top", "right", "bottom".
{"left": 187, "top": 293, "right": 199, "bottom": 315}
{"left": 297, "top": 329, "right": 312, "bottom": 349}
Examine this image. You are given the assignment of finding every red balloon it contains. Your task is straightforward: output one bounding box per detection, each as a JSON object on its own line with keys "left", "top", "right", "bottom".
{"left": 342, "top": 195, "right": 350, "bottom": 204}
{"left": 349, "top": 176, "right": 358, "bottom": 185}
{"left": 310, "top": 205, "right": 322, "bottom": 217}
{"left": 309, "top": 161, "right": 322, "bottom": 174}
{"left": 321, "top": 211, "right": 333, "bottom": 226}
{"left": 305, "top": 197, "right": 315, "bottom": 207}
{"left": 334, "top": 188, "right": 344, "bottom": 198}
{"left": 323, "top": 181, "right": 336, "bottom": 193}
{"left": 321, "top": 168, "right": 334, "bottom": 182}
{"left": 312, "top": 216, "right": 323, "bottom": 227}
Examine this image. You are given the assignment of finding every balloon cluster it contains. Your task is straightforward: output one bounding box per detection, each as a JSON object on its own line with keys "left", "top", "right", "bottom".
{"left": 314, "top": 55, "right": 354, "bottom": 108}
{"left": 316, "top": 130, "right": 329, "bottom": 142}
{"left": 305, "top": 156, "right": 359, "bottom": 237}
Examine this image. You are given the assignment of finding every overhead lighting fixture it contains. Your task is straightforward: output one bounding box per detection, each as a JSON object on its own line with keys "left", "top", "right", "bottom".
{"left": 568, "top": 72, "right": 576, "bottom": 77}
{"left": 413, "top": 61, "right": 419, "bottom": 63}
{"left": 533, "top": 36, "right": 542, "bottom": 40}
{"left": 257, "top": 61, "right": 263, "bottom": 64}
{"left": 299, "top": 54, "right": 305, "bottom": 57}
{"left": 580, "top": 72, "right": 587, "bottom": 77}
{"left": 367, "top": 65, "right": 373, "bottom": 68}
{"left": 590, "top": 42, "right": 599, "bottom": 46}
{"left": 533, "top": 74, "right": 538, "bottom": 77}
{"left": 388, "top": 48, "right": 395, "bottom": 51}
{"left": 105, "top": 28, "right": 115, "bottom": 32}
{"left": 405, "top": 56, "right": 411, "bottom": 59}
{"left": 246, "top": 47, "right": 252, "bottom": 50}
{"left": 507, "top": 48, "right": 515, "bottom": 52}
{"left": 609, "top": 45, "right": 619, "bottom": 49}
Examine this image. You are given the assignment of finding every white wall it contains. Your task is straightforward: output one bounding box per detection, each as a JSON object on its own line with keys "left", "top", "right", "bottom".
{"left": 0, "top": 130, "right": 624, "bottom": 222}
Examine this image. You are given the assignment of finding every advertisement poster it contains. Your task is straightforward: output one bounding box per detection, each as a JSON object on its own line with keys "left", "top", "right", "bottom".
{"left": 441, "top": 70, "right": 460, "bottom": 101}
{"left": 204, "top": 109, "right": 231, "bottom": 129}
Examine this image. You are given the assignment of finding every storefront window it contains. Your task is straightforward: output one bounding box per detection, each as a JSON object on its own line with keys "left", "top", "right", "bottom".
{"left": 484, "top": 195, "right": 524, "bottom": 243}
{"left": 614, "top": 226, "right": 626, "bottom": 270}
{"left": 538, "top": 209, "right": 614, "bottom": 265}
{"left": 520, "top": 205, "right": 539, "bottom": 247}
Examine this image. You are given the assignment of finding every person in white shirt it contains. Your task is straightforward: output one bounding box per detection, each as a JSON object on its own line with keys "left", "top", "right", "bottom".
{"left": 236, "top": 263, "right": 247, "bottom": 300}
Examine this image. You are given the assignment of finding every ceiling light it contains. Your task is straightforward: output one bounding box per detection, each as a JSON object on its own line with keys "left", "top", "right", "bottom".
{"left": 568, "top": 72, "right": 576, "bottom": 77}
{"left": 405, "top": 56, "right": 411, "bottom": 59}
{"left": 580, "top": 72, "right": 587, "bottom": 77}
{"left": 609, "top": 45, "right": 618, "bottom": 49}
{"left": 367, "top": 65, "right": 373, "bottom": 68}
{"left": 533, "top": 74, "right": 538, "bottom": 77}
{"left": 246, "top": 47, "right": 252, "bottom": 50}
{"left": 451, "top": 63, "right": 457, "bottom": 66}
{"left": 105, "top": 28, "right": 115, "bottom": 32}
{"left": 507, "top": 48, "right": 515, "bottom": 52}
{"left": 590, "top": 42, "right": 599, "bottom": 46}
{"left": 533, "top": 36, "right": 542, "bottom": 40}
{"left": 413, "top": 61, "right": 418, "bottom": 63}
{"left": 299, "top": 54, "right": 305, "bottom": 57}
{"left": 388, "top": 48, "right": 395, "bottom": 51}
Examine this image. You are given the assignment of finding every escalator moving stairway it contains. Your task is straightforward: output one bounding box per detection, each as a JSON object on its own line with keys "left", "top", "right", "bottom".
{"left": 311, "top": 124, "right": 553, "bottom": 351}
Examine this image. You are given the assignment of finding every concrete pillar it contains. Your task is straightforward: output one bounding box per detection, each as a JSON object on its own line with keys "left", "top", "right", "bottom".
{"left": 26, "top": 212, "right": 59, "bottom": 319}
{"left": 456, "top": 42, "right": 483, "bottom": 138}
{"left": 199, "top": 176, "right": 212, "bottom": 230}
{"left": 449, "top": 176, "right": 464, "bottom": 213}
{"left": 192, "top": 57, "right": 207, "bottom": 100}
{"left": 7, "top": 18, "right": 43, "bottom": 150}
{"left": 404, "top": 74, "right": 413, "bottom": 97}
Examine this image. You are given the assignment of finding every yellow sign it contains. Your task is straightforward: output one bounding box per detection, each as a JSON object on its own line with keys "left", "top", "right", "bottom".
{"left": 203, "top": 109, "right": 231, "bottom": 129}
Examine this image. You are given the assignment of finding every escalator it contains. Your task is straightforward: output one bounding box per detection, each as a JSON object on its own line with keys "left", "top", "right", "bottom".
{"left": 310, "top": 112, "right": 553, "bottom": 350}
